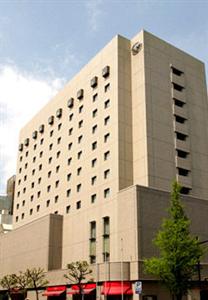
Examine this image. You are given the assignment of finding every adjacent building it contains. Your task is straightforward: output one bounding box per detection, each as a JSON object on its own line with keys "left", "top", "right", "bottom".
{"left": 0, "top": 30, "right": 208, "bottom": 300}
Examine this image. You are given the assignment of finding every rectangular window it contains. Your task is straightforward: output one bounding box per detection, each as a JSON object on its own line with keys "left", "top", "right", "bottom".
{"left": 46, "top": 200, "right": 50, "bottom": 207}
{"left": 104, "top": 151, "right": 110, "bottom": 161}
{"left": 77, "top": 151, "right": 82, "bottom": 159}
{"left": 104, "top": 99, "right": 110, "bottom": 108}
{"left": 55, "top": 195, "right": 59, "bottom": 203}
{"left": 69, "top": 128, "right": 73, "bottom": 135}
{"left": 67, "top": 189, "right": 71, "bottom": 197}
{"left": 89, "top": 221, "right": 96, "bottom": 264}
{"left": 91, "top": 176, "right": 97, "bottom": 185}
{"left": 178, "top": 168, "right": 189, "bottom": 176}
{"left": 77, "top": 184, "right": 81, "bottom": 192}
{"left": 56, "top": 151, "right": 61, "bottom": 158}
{"left": 176, "top": 132, "right": 187, "bottom": 141}
{"left": 55, "top": 180, "right": 59, "bottom": 188}
{"left": 104, "top": 133, "right": 110, "bottom": 143}
{"left": 93, "top": 93, "right": 98, "bottom": 102}
{"left": 78, "top": 120, "right": 83, "bottom": 128}
{"left": 92, "top": 124, "right": 98, "bottom": 134}
{"left": 177, "top": 150, "right": 188, "bottom": 158}
{"left": 92, "top": 158, "right": 97, "bottom": 167}
{"left": 66, "top": 205, "right": 71, "bottom": 214}
{"left": 104, "top": 116, "right": 110, "bottom": 125}
{"left": 49, "top": 143, "right": 53, "bottom": 150}
{"left": 79, "top": 105, "right": 84, "bottom": 113}
{"left": 92, "top": 109, "right": 98, "bottom": 118}
{"left": 77, "top": 167, "right": 82, "bottom": 176}
{"left": 69, "top": 113, "right": 73, "bottom": 121}
{"left": 103, "top": 216, "right": 110, "bottom": 262}
{"left": 173, "top": 83, "right": 183, "bottom": 92}
{"left": 48, "top": 171, "right": 52, "bottom": 178}
{"left": 68, "top": 142, "right": 73, "bottom": 150}
{"left": 68, "top": 157, "right": 72, "bottom": 165}
{"left": 92, "top": 141, "right": 97, "bottom": 150}
{"left": 76, "top": 201, "right": 81, "bottom": 209}
{"left": 172, "top": 66, "right": 183, "bottom": 76}
{"left": 57, "top": 137, "right": 61, "bottom": 144}
{"left": 78, "top": 135, "right": 83, "bottom": 144}
{"left": 175, "top": 115, "right": 186, "bottom": 124}
{"left": 104, "top": 169, "right": 110, "bottom": 179}
{"left": 67, "top": 173, "right": 71, "bottom": 181}
{"left": 91, "top": 194, "right": 96, "bottom": 203}
{"left": 104, "top": 188, "right": 110, "bottom": 198}
{"left": 104, "top": 83, "right": 110, "bottom": 92}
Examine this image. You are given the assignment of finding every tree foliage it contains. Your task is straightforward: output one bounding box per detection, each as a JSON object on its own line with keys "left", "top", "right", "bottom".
{"left": 25, "top": 267, "right": 49, "bottom": 300}
{"left": 0, "top": 268, "right": 48, "bottom": 300}
{"left": 144, "top": 181, "right": 203, "bottom": 300}
{"left": 64, "top": 261, "right": 92, "bottom": 296}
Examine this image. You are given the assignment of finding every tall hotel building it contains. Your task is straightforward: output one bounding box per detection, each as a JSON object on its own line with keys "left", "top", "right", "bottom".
{"left": 1, "top": 30, "right": 208, "bottom": 300}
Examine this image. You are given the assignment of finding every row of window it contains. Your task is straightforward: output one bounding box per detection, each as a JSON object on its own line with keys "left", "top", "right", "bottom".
{"left": 171, "top": 65, "right": 191, "bottom": 195}
{"left": 18, "top": 111, "right": 111, "bottom": 164}
{"left": 18, "top": 75, "right": 111, "bottom": 153}
{"left": 15, "top": 188, "right": 111, "bottom": 223}
{"left": 89, "top": 216, "right": 110, "bottom": 263}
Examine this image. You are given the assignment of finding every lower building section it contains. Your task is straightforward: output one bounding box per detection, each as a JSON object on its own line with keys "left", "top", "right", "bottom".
{"left": 0, "top": 185, "right": 208, "bottom": 300}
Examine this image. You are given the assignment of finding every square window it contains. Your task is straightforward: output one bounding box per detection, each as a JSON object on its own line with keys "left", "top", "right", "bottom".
{"left": 68, "top": 142, "right": 73, "bottom": 150}
{"left": 67, "top": 173, "right": 72, "bottom": 181}
{"left": 79, "top": 105, "right": 84, "bottom": 113}
{"left": 77, "top": 184, "right": 82, "bottom": 192}
{"left": 104, "top": 151, "right": 110, "bottom": 160}
{"left": 104, "top": 188, "right": 110, "bottom": 198}
{"left": 104, "top": 83, "right": 110, "bottom": 92}
{"left": 104, "top": 169, "right": 110, "bottom": 179}
{"left": 92, "top": 141, "right": 97, "bottom": 150}
{"left": 69, "top": 128, "right": 73, "bottom": 135}
{"left": 69, "top": 113, "right": 73, "bottom": 121}
{"left": 91, "top": 158, "right": 97, "bottom": 167}
{"left": 55, "top": 180, "right": 59, "bottom": 188}
{"left": 93, "top": 93, "right": 98, "bottom": 102}
{"left": 91, "top": 194, "right": 96, "bottom": 203}
{"left": 91, "top": 176, "right": 97, "bottom": 185}
{"left": 104, "top": 116, "right": 110, "bottom": 125}
{"left": 77, "top": 151, "right": 82, "bottom": 159}
{"left": 78, "top": 135, "right": 83, "bottom": 144}
{"left": 68, "top": 157, "right": 72, "bottom": 165}
{"left": 104, "top": 99, "right": 110, "bottom": 108}
{"left": 92, "top": 109, "right": 98, "bottom": 118}
{"left": 104, "top": 133, "right": 110, "bottom": 143}
{"left": 92, "top": 124, "right": 97, "bottom": 134}
{"left": 78, "top": 120, "right": 83, "bottom": 128}
{"left": 66, "top": 205, "right": 71, "bottom": 214}
{"left": 77, "top": 167, "right": 82, "bottom": 176}
{"left": 76, "top": 201, "right": 81, "bottom": 209}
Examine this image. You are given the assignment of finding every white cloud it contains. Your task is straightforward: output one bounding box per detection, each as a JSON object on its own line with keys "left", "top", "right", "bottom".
{"left": 86, "top": 0, "right": 104, "bottom": 32}
{"left": 0, "top": 65, "right": 65, "bottom": 194}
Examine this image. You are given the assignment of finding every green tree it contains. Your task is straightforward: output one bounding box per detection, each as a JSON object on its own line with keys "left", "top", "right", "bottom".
{"left": 64, "top": 261, "right": 92, "bottom": 300}
{"left": 25, "top": 268, "right": 49, "bottom": 300}
{"left": 0, "top": 274, "right": 17, "bottom": 299}
{"left": 15, "top": 271, "right": 30, "bottom": 299}
{"left": 144, "top": 181, "right": 203, "bottom": 300}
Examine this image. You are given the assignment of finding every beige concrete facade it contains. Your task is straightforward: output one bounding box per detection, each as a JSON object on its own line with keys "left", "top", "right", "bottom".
{"left": 0, "top": 30, "right": 208, "bottom": 300}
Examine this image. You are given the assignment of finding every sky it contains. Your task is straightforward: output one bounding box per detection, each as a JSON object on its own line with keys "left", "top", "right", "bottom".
{"left": 0, "top": 0, "right": 208, "bottom": 194}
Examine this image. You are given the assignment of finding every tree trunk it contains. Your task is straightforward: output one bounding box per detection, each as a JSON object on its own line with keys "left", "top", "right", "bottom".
{"left": 35, "top": 289, "right": 39, "bottom": 300}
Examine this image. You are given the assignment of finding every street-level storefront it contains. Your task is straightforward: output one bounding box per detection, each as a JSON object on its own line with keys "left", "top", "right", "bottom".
{"left": 67, "top": 283, "right": 96, "bottom": 300}
{"left": 43, "top": 286, "right": 66, "bottom": 300}
{"left": 101, "top": 281, "right": 133, "bottom": 300}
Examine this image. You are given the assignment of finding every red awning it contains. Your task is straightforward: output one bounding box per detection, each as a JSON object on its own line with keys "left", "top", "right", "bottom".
{"left": 101, "top": 282, "right": 133, "bottom": 295}
{"left": 67, "top": 283, "right": 96, "bottom": 295}
{"left": 43, "top": 286, "right": 66, "bottom": 296}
